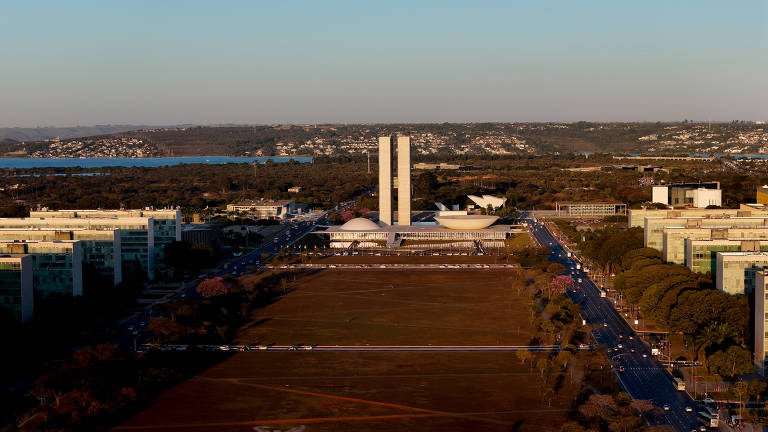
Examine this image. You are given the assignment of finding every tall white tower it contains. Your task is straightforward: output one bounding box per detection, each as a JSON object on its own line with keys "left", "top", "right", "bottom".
{"left": 378, "top": 136, "right": 393, "bottom": 226}
{"left": 377, "top": 135, "right": 411, "bottom": 226}
{"left": 397, "top": 135, "right": 411, "bottom": 226}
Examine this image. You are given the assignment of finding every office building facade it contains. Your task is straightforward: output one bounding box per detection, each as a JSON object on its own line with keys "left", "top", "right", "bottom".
{"left": 29, "top": 208, "right": 179, "bottom": 266}
{"left": 0, "top": 241, "right": 83, "bottom": 298}
{"left": 629, "top": 207, "right": 768, "bottom": 228}
{"left": 0, "top": 217, "right": 154, "bottom": 280}
{"left": 644, "top": 217, "right": 768, "bottom": 251}
{"left": 715, "top": 252, "right": 768, "bottom": 295}
{"left": 0, "top": 229, "right": 122, "bottom": 285}
{"left": 378, "top": 135, "right": 411, "bottom": 226}
{"left": 0, "top": 255, "right": 34, "bottom": 322}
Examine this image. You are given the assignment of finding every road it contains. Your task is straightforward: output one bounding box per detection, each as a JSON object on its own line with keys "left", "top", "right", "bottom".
{"left": 526, "top": 219, "right": 701, "bottom": 432}
{"left": 142, "top": 344, "right": 565, "bottom": 353}
{"left": 114, "top": 197, "right": 368, "bottom": 350}
{"left": 115, "top": 214, "right": 328, "bottom": 350}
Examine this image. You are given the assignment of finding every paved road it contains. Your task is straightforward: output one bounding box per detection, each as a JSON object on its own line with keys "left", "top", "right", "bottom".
{"left": 526, "top": 219, "right": 701, "bottom": 432}
{"left": 115, "top": 215, "right": 326, "bottom": 350}
{"left": 143, "top": 344, "right": 565, "bottom": 353}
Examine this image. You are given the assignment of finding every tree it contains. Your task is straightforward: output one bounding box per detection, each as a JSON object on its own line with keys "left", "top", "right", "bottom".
{"left": 559, "top": 421, "right": 585, "bottom": 432}
{"left": 196, "top": 277, "right": 231, "bottom": 298}
{"left": 556, "top": 350, "right": 574, "bottom": 369}
{"left": 536, "top": 357, "right": 549, "bottom": 377}
{"left": 630, "top": 399, "right": 655, "bottom": 414}
{"left": 546, "top": 262, "right": 566, "bottom": 275}
{"left": 148, "top": 317, "right": 185, "bottom": 343}
{"left": 731, "top": 380, "right": 749, "bottom": 418}
{"left": 578, "top": 394, "right": 617, "bottom": 419}
{"left": 550, "top": 275, "right": 575, "bottom": 296}
{"left": 708, "top": 345, "right": 753, "bottom": 378}
{"left": 516, "top": 349, "right": 532, "bottom": 365}
{"left": 749, "top": 379, "right": 767, "bottom": 402}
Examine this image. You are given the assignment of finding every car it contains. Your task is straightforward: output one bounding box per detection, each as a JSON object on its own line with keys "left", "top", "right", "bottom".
{"left": 685, "top": 406, "right": 693, "bottom": 412}
{"left": 288, "top": 346, "right": 297, "bottom": 351}
{"left": 617, "top": 344, "right": 623, "bottom": 349}
{"left": 618, "top": 366, "right": 625, "bottom": 372}
{"left": 218, "top": 345, "right": 230, "bottom": 351}
{"left": 603, "top": 322, "right": 608, "bottom": 327}
{"left": 630, "top": 348, "right": 635, "bottom": 353}
{"left": 642, "top": 353, "right": 648, "bottom": 358}
{"left": 663, "top": 404, "right": 670, "bottom": 411}
{"left": 618, "top": 334, "right": 624, "bottom": 339}
{"left": 628, "top": 335, "right": 634, "bottom": 340}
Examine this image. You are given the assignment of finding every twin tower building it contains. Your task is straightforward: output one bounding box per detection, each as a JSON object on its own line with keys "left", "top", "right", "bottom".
{"left": 378, "top": 135, "right": 411, "bottom": 226}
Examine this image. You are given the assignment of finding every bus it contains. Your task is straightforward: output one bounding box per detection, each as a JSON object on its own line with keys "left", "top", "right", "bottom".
{"left": 697, "top": 406, "right": 719, "bottom": 428}
{"left": 673, "top": 377, "right": 686, "bottom": 391}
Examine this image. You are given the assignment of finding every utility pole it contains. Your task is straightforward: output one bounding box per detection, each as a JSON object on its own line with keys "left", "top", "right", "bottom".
{"left": 367, "top": 150, "right": 370, "bottom": 174}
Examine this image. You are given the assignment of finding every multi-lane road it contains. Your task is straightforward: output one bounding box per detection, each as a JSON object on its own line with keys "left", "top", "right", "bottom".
{"left": 115, "top": 216, "right": 323, "bottom": 350}
{"left": 142, "top": 344, "right": 564, "bottom": 353}
{"left": 527, "top": 219, "right": 701, "bottom": 432}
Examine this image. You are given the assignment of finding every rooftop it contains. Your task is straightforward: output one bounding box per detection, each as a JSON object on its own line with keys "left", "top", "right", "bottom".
{"left": 228, "top": 199, "right": 293, "bottom": 207}
{"left": 321, "top": 223, "right": 521, "bottom": 234}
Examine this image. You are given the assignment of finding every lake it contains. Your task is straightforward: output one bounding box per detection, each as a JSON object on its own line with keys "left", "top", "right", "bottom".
{"left": 0, "top": 156, "right": 313, "bottom": 169}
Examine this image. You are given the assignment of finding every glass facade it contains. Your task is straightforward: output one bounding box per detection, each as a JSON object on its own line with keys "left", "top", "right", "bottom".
{"left": 0, "top": 256, "right": 33, "bottom": 322}
{"left": 27, "top": 209, "right": 180, "bottom": 274}
{"left": 0, "top": 261, "right": 23, "bottom": 320}
{"left": 0, "top": 242, "right": 83, "bottom": 298}
{"left": 0, "top": 229, "right": 121, "bottom": 285}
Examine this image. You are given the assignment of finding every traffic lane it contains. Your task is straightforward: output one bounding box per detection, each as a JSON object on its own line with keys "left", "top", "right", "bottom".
{"left": 532, "top": 222, "right": 698, "bottom": 431}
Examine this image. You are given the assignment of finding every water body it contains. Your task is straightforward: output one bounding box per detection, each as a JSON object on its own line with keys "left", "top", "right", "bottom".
{"left": 0, "top": 156, "right": 313, "bottom": 169}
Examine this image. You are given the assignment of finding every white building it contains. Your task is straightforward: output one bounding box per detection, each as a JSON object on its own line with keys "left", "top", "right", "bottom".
{"left": 0, "top": 217, "right": 154, "bottom": 280}
{"left": 226, "top": 199, "right": 295, "bottom": 219}
{"left": 468, "top": 195, "right": 507, "bottom": 210}
{"left": 688, "top": 188, "right": 722, "bottom": 208}
{"left": 715, "top": 252, "right": 768, "bottom": 295}
{"left": 378, "top": 135, "right": 411, "bottom": 226}
{"left": 650, "top": 182, "right": 721, "bottom": 208}
{"left": 755, "top": 270, "right": 768, "bottom": 375}
{"left": 321, "top": 217, "right": 518, "bottom": 249}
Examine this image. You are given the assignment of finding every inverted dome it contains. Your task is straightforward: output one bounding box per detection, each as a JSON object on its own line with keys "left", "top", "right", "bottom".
{"left": 434, "top": 215, "right": 498, "bottom": 230}
{"left": 340, "top": 217, "right": 381, "bottom": 231}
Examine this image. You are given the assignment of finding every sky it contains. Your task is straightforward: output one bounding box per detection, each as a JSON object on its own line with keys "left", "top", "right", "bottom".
{"left": 1, "top": 1, "right": 766, "bottom": 127}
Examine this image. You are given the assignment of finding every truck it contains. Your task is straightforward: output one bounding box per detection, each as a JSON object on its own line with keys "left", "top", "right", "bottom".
{"left": 576, "top": 263, "right": 582, "bottom": 270}
{"left": 566, "top": 251, "right": 572, "bottom": 258}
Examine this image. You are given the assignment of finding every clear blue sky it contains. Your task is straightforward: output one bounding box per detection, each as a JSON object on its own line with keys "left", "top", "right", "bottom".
{"left": 1, "top": 1, "right": 766, "bottom": 126}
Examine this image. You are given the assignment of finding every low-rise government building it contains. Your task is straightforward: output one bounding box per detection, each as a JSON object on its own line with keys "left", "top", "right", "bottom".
{"left": 226, "top": 199, "right": 296, "bottom": 219}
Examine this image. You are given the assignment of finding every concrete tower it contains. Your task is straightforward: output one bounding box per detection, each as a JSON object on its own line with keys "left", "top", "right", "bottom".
{"left": 378, "top": 136, "right": 393, "bottom": 226}
{"left": 397, "top": 135, "right": 411, "bottom": 226}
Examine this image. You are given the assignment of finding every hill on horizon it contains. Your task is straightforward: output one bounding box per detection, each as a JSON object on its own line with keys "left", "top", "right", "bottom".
{"left": 0, "top": 125, "right": 162, "bottom": 142}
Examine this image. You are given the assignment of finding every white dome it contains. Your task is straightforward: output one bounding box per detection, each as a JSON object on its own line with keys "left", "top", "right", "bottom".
{"left": 340, "top": 217, "right": 381, "bottom": 231}
{"left": 435, "top": 215, "right": 498, "bottom": 230}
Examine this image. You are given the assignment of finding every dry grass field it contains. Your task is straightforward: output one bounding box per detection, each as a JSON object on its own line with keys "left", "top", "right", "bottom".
{"left": 115, "top": 264, "right": 593, "bottom": 432}
{"left": 114, "top": 352, "right": 584, "bottom": 432}
{"left": 235, "top": 268, "right": 533, "bottom": 346}
{"left": 310, "top": 254, "right": 515, "bottom": 265}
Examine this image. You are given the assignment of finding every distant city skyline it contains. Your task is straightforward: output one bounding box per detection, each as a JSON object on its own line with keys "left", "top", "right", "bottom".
{"left": 1, "top": 1, "right": 766, "bottom": 127}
